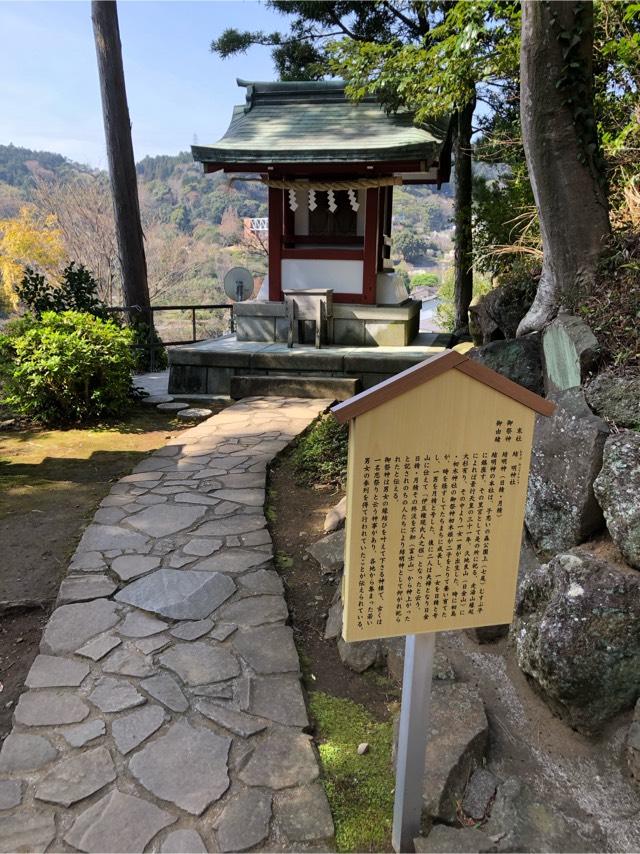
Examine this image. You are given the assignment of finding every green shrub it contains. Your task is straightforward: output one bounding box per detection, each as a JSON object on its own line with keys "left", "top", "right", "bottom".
{"left": 18, "top": 263, "right": 109, "bottom": 318}
{"left": 0, "top": 310, "right": 135, "bottom": 424}
{"left": 292, "top": 414, "right": 349, "bottom": 487}
{"left": 409, "top": 271, "right": 439, "bottom": 290}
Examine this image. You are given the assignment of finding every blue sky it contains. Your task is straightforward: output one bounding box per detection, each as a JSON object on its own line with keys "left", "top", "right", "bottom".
{"left": 0, "top": 1, "right": 286, "bottom": 167}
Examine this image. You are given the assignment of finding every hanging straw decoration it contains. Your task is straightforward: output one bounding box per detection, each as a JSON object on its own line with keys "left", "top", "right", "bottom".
{"left": 288, "top": 188, "right": 298, "bottom": 212}
{"left": 327, "top": 189, "right": 337, "bottom": 213}
{"left": 308, "top": 189, "right": 317, "bottom": 211}
{"left": 347, "top": 188, "right": 360, "bottom": 212}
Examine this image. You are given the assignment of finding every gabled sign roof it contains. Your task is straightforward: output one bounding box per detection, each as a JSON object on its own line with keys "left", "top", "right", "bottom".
{"left": 192, "top": 79, "right": 450, "bottom": 169}
{"left": 331, "top": 350, "right": 556, "bottom": 423}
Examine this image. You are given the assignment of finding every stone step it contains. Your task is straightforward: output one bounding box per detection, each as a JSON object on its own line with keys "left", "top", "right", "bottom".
{"left": 230, "top": 374, "right": 360, "bottom": 401}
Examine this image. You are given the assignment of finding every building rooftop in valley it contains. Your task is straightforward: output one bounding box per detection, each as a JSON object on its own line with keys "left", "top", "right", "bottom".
{"left": 192, "top": 79, "right": 451, "bottom": 171}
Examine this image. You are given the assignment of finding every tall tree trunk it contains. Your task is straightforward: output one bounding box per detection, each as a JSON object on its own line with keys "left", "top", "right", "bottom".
{"left": 91, "top": 0, "right": 150, "bottom": 319}
{"left": 517, "top": 0, "right": 610, "bottom": 337}
{"left": 453, "top": 95, "right": 475, "bottom": 334}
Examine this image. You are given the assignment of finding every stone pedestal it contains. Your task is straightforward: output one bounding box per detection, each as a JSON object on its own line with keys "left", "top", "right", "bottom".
{"left": 234, "top": 299, "right": 421, "bottom": 347}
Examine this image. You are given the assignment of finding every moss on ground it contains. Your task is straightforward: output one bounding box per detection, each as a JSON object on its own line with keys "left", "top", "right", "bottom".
{"left": 291, "top": 415, "right": 348, "bottom": 487}
{"left": 309, "top": 691, "right": 395, "bottom": 853}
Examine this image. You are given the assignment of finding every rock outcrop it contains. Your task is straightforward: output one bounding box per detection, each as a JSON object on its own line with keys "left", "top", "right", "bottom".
{"left": 525, "top": 388, "right": 608, "bottom": 553}
{"left": 514, "top": 550, "right": 640, "bottom": 733}
{"left": 586, "top": 368, "right": 640, "bottom": 429}
{"left": 468, "top": 279, "right": 535, "bottom": 345}
{"left": 468, "top": 335, "right": 543, "bottom": 395}
{"left": 594, "top": 430, "right": 640, "bottom": 569}
{"left": 394, "top": 683, "right": 489, "bottom": 824}
{"left": 626, "top": 698, "right": 640, "bottom": 785}
{"left": 415, "top": 825, "right": 496, "bottom": 853}
{"left": 383, "top": 637, "right": 455, "bottom": 684}
{"left": 483, "top": 777, "right": 602, "bottom": 852}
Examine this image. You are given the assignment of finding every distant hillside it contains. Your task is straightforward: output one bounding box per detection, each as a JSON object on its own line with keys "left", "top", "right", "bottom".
{"left": 0, "top": 142, "right": 454, "bottom": 320}
{"left": 0, "top": 143, "right": 90, "bottom": 190}
{"left": 0, "top": 143, "right": 452, "bottom": 235}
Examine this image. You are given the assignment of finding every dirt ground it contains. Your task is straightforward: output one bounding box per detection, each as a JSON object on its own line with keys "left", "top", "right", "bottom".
{"left": 268, "top": 451, "right": 397, "bottom": 721}
{"left": 0, "top": 404, "right": 227, "bottom": 741}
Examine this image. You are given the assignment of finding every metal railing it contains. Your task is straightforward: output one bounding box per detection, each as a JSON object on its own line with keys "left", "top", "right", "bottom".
{"left": 107, "top": 303, "right": 234, "bottom": 371}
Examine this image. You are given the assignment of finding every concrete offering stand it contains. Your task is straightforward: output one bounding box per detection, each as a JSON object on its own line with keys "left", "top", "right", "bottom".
{"left": 332, "top": 350, "right": 555, "bottom": 851}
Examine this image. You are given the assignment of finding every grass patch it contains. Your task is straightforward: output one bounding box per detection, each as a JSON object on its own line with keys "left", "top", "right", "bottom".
{"left": 309, "top": 691, "right": 395, "bottom": 853}
{"left": 291, "top": 415, "right": 348, "bottom": 488}
{"left": 0, "top": 404, "right": 192, "bottom": 605}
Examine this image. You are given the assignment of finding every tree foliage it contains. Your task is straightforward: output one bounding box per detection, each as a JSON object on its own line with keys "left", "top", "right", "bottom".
{"left": 594, "top": 1, "right": 640, "bottom": 227}
{"left": 17, "top": 263, "right": 108, "bottom": 318}
{"left": 393, "top": 230, "right": 435, "bottom": 264}
{"left": 0, "top": 205, "right": 65, "bottom": 310}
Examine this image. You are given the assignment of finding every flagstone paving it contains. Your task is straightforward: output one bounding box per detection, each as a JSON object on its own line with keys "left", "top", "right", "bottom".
{"left": 0, "top": 396, "right": 336, "bottom": 853}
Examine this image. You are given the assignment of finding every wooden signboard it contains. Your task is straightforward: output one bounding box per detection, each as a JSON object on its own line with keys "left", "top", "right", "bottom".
{"left": 332, "top": 350, "right": 555, "bottom": 643}
{"left": 333, "top": 351, "right": 555, "bottom": 853}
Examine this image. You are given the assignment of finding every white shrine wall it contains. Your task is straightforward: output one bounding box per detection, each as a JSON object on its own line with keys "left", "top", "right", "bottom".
{"left": 281, "top": 259, "right": 364, "bottom": 294}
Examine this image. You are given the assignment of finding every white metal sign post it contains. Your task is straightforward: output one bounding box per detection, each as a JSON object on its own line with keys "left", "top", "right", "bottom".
{"left": 391, "top": 633, "right": 436, "bottom": 853}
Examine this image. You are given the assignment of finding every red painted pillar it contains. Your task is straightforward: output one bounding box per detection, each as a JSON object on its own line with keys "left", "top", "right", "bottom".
{"left": 362, "top": 187, "right": 380, "bottom": 304}
{"left": 268, "top": 187, "right": 283, "bottom": 301}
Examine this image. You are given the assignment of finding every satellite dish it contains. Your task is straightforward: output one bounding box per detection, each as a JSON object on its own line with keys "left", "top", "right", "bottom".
{"left": 224, "top": 267, "right": 254, "bottom": 302}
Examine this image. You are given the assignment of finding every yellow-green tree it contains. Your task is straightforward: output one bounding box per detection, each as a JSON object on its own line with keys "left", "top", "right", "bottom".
{"left": 0, "top": 206, "right": 65, "bottom": 309}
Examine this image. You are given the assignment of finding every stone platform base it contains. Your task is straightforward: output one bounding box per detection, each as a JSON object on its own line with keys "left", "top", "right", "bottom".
{"left": 235, "top": 299, "right": 421, "bottom": 347}
{"left": 168, "top": 333, "right": 454, "bottom": 397}
{"left": 230, "top": 375, "right": 360, "bottom": 401}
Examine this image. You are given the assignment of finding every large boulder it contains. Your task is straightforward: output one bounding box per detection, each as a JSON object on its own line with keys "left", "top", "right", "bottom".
{"left": 514, "top": 550, "right": 640, "bottom": 733}
{"left": 468, "top": 279, "right": 535, "bottom": 345}
{"left": 483, "top": 777, "right": 602, "bottom": 852}
{"left": 415, "top": 825, "right": 496, "bottom": 853}
{"left": 394, "top": 683, "right": 489, "bottom": 824}
{"left": 594, "top": 431, "right": 640, "bottom": 569}
{"left": 542, "top": 312, "right": 600, "bottom": 395}
{"left": 586, "top": 368, "right": 640, "bottom": 429}
{"left": 525, "top": 388, "right": 608, "bottom": 553}
{"left": 626, "top": 698, "right": 640, "bottom": 785}
{"left": 467, "top": 335, "right": 543, "bottom": 395}
{"left": 383, "top": 636, "right": 455, "bottom": 684}
{"left": 514, "top": 534, "right": 542, "bottom": 614}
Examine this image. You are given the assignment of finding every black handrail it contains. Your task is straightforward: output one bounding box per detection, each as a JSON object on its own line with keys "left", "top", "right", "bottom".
{"left": 106, "top": 303, "right": 234, "bottom": 371}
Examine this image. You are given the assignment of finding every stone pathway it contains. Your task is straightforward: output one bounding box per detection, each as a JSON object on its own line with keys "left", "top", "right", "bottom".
{"left": 0, "top": 397, "right": 336, "bottom": 853}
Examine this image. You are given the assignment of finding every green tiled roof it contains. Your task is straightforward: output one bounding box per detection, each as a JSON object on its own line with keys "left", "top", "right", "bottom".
{"left": 192, "top": 80, "right": 449, "bottom": 166}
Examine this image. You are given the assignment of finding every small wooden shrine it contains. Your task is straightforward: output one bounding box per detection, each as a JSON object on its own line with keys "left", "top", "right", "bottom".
{"left": 192, "top": 79, "right": 452, "bottom": 347}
